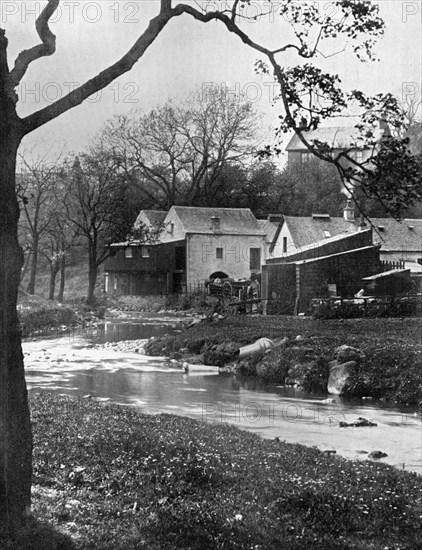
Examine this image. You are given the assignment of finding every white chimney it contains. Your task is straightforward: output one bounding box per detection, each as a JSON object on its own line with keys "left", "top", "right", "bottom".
{"left": 211, "top": 215, "right": 220, "bottom": 232}
{"left": 343, "top": 200, "right": 354, "bottom": 222}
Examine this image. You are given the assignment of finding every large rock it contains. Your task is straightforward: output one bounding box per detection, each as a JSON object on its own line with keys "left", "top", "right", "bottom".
{"left": 203, "top": 341, "right": 240, "bottom": 366}
{"left": 334, "top": 345, "right": 365, "bottom": 365}
{"left": 328, "top": 360, "right": 357, "bottom": 395}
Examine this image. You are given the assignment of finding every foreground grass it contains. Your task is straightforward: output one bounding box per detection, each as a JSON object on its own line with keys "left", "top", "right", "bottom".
{"left": 5, "top": 393, "right": 421, "bottom": 550}
{"left": 145, "top": 316, "right": 422, "bottom": 404}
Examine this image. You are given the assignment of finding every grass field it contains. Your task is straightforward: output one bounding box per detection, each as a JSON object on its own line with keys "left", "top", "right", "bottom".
{"left": 2, "top": 393, "right": 420, "bottom": 550}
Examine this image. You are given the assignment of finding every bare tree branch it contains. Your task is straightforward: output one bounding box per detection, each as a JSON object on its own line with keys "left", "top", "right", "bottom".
{"left": 9, "top": 0, "right": 59, "bottom": 90}
{"left": 21, "top": 0, "right": 178, "bottom": 134}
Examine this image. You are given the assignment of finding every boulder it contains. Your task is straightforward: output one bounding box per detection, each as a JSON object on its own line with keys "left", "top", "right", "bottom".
{"left": 339, "top": 417, "right": 377, "bottom": 428}
{"left": 203, "top": 341, "right": 240, "bottom": 367}
{"left": 236, "top": 357, "right": 257, "bottom": 376}
{"left": 254, "top": 354, "right": 288, "bottom": 383}
{"left": 327, "top": 360, "right": 357, "bottom": 395}
{"left": 334, "top": 345, "right": 365, "bottom": 365}
{"left": 368, "top": 450, "right": 388, "bottom": 459}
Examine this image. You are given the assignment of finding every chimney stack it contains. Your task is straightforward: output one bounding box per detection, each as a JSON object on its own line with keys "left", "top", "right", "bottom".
{"left": 211, "top": 215, "right": 220, "bottom": 232}
{"left": 343, "top": 199, "right": 355, "bottom": 222}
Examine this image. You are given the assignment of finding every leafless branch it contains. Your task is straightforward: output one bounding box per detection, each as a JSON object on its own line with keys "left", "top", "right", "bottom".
{"left": 9, "top": 0, "right": 59, "bottom": 89}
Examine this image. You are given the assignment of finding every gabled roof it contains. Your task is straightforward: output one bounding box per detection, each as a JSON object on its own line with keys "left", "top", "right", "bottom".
{"left": 283, "top": 215, "right": 358, "bottom": 248}
{"left": 285, "top": 125, "right": 386, "bottom": 152}
{"left": 258, "top": 219, "right": 279, "bottom": 243}
{"left": 170, "top": 206, "right": 264, "bottom": 235}
{"left": 371, "top": 218, "right": 422, "bottom": 252}
{"left": 135, "top": 210, "right": 167, "bottom": 228}
{"left": 281, "top": 215, "right": 422, "bottom": 253}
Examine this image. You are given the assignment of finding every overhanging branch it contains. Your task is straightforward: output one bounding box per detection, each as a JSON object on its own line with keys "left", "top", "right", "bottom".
{"left": 9, "top": 0, "right": 59, "bottom": 90}
{"left": 21, "top": 0, "right": 176, "bottom": 135}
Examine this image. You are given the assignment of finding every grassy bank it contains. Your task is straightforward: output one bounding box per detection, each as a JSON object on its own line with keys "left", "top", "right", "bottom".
{"left": 18, "top": 293, "right": 78, "bottom": 337}
{"left": 3, "top": 393, "right": 421, "bottom": 550}
{"left": 145, "top": 315, "right": 422, "bottom": 404}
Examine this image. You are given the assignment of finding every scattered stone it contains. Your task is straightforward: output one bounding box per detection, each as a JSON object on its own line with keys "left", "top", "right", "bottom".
{"left": 368, "top": 450, "right": 388, "bottom": 459}
{"left": 339, "top": 417, "right": 377, "bottom": 428}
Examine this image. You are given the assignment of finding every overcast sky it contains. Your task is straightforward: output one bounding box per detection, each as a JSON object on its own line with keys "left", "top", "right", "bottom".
{"left": 3, "top": 0, "right": 421, "bottom": 159}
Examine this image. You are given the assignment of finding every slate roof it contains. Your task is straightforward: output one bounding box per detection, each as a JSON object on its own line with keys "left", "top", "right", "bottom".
{"left": 281, "top": 216, "right": 422, "bottom": 254}
{"left": 370, "top": 218, "right": 422, "bottom": 252}
{"left": 135, "top": 210, "right": 167, "bottom": 227}
{"left": 258, "top": 219, "right": 279, "bottom": 243}
{"left": 285, "top": 125, "right": 386, "bottom": 151}
{"left": 171, "top": 206, "right": 265, "bottom": 235}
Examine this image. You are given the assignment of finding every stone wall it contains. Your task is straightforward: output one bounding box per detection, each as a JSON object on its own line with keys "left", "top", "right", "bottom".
{"left": 186, "top": 233, "right": 266, "bottom": 287}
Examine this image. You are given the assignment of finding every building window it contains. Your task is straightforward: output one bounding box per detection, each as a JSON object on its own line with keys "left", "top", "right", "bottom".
{"left": 301, "top": 152, "right": 312, "bottom": 163}
{"left": 216, "top": 247, "right": 223, "bottom": 259}
{"left": 141, "top": 246, "right": 149, "bottom": 258}
{"left": 124, "top": 247, "right": 133, "bottom": 258}
{"left": 249, "top": 248, "right": 261, "bottom": 271}
{"left": 283, "top": 237, "right": 287, "bottom": 253}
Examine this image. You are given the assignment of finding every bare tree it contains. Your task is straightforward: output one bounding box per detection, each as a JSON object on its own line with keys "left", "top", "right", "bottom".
{"left": 39, "top": 179, "right": 77, "bottom": 301}
{"left": 17, "top": 150, "right": 63, "bottom": 294}
{"left": 0, "top": 0, "right": 416, "bottom": 535}
{"left": 65, "top": 152, "right": 135, "bottom": 305}
{"left": 101, "top": 89, "right": 260, "bottom": 208}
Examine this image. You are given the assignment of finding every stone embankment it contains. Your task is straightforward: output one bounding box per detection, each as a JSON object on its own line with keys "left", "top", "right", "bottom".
{"left": 142, "top": 316, "right": 422, "bottom": 404}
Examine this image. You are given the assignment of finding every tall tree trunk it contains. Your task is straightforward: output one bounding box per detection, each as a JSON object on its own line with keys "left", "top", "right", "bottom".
{"left": 87, "top": 262, "right": 98, "bottom": 305}
{"left": 57, "top": 253, "right": 66, "bottom": 302}
{"left": 26, "top": 237, "right": 38, "bottom": 295}
{"left": 0, "top": 127, "right": 32, "bottom": 535}
{"left": 48, "top": 260, "right": 60, "bottom": 301}
{"left": 19, "top": 248, "right": 31, "bottom": 284}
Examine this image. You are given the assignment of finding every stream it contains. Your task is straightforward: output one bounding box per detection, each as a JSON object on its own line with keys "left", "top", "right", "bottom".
{"left": 24, "top": 316, "right": 422, "bottom": 474}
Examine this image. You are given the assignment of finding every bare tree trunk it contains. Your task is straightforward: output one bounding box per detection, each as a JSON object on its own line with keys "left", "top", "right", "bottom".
{"left": 87, "top": 262, "right": 98, "bottom": 305}
{"left": 48, "top": 260, "right": 60, "bottom": 300}
{"left": 19, "top": 248, "right": 31, "bottom": 284}
{"left": 26, "top": 236, "right": 38, "bottom": 295}
{"left": 57, "top": 253, "right": 66, "bottom": 302}
{"left": 0, "top": 127, "right": 32, "bottom": 535}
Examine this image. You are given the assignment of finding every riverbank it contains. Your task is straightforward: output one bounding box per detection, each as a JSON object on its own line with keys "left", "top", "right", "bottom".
{"left": 144, "top": 315, "right": 422, "bottom": 405}
{"left": 3, "top": 392, "right": 420, "bottom": 550}
{"left": 17, "top": 293, "right": 422, "bottom": 405}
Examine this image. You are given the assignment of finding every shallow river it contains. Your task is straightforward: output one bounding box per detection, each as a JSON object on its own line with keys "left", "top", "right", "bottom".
{"left": 24, "top": 317, "right": 422, "bottom": 474}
